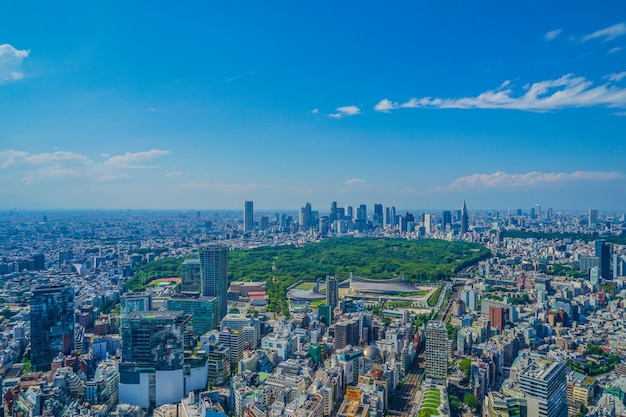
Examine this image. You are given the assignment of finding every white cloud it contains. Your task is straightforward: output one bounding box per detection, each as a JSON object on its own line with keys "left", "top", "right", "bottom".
{"left": 438, "top": 170, "right": 623, "bottom": 190}
{"left": 0, "top": 150, "right": 28, "bottom": 169}
{"left": 374, "top": 99, "right": 399, "bottom": 112}
{"left": 609, "top": 47, "right": 622, "bottom": 54}
{"left": 544, "top": 29, "right": 562, "bottom": 41}
{"left": 25, "top": 151, "right": 90, "bottom": 165}
{"left": 101, "top": 150, "right": 171, "bottom": 168}
{"left": 311, "top": 108, "right": 319, "bottom": 114}
{"left": 582, "top": 23, "right": 626, "bottom": 42}
{"left": 606, "top": 71, "right": 626, "bottom": 82}
{"left": 380, "top": 74, "right": 626, "bottom": 112}
{"left": 178, "top": 182, "right": 260, "bottom": 191}
{"left": 165, "top": 171, "right": 183, "bottom": 177}
{"left": 344, "top": 178, "right": 366, "bottom": 185}
{"left": 0, "top": 148, "right": 171, "bottom": 183}
{"left": 329, "top": 105, "right": 360, "bottom": 118}
{"left": 0, "top": 44, "right": 29, "bottom": 82}
{"left": 612, "top": 111, "right": 626, "bottom": 116}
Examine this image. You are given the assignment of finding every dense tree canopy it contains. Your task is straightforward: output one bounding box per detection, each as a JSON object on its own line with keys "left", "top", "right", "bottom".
{"left": 129, "top": 237, "right": 491, "bottom": 313}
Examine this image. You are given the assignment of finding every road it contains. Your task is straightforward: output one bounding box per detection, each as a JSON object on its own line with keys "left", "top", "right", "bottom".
{"left": 387, "top": 274, "right": 468, "bottom": 417}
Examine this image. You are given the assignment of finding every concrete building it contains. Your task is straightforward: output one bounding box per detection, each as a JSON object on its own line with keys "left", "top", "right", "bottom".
{"left": 519, "top": 354, "right": 567, "bottom": 417}
{"left": 425, "top": 321, "right": 448, "bottom": 383}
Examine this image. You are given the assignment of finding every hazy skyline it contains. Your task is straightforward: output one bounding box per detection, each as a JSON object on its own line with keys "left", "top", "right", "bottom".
{"left": 1, "top": 2, "right": 625, "bottom": 210}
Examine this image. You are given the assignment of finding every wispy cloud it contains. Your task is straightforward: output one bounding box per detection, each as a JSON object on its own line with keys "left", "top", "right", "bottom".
{"left": 437, "top": 171, "right": 623, "bottom": 191}
{"left": 606, "top": 71, "right": 626, "bottom": 82}
{"left": 0, "top": 148, "right": 171, "bottom": 183}
{"left": 311, "top": 108, "right": 319, "bottom": 114}
{"left": 329, "top": 105, "right": 360, "bottom": 118}
{"left": 0, "top": 44, "right": 30, "bottom": 82}
{"left": 344, "top": 178, "right": 366, "bottom": 185}
{"left": 376, "top": 74, "right": 626, "bottom": 112}
{"left": 544, "top": 29, "right": 562, "bottom": 41}
{"left": 582, "top": 23, "right": 626, "bottom": 43}
{"left": 0, "top": 150, "right": 28, "bottom": 169}
{"left": 178, "top": 182, "right": 260, "bottom": 191}
{"left": 609, "top": 47, "right": 622, "bottom": 54}
{"left": 101, "top": 150, "right": 171, "bottom": 168}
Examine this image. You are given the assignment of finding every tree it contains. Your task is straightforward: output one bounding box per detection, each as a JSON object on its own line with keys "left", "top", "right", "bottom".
{"left": 463, "top": 393, "right": 479, "bottom": 411}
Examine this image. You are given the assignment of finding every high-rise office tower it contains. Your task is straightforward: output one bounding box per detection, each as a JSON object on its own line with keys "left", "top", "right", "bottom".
{"left": 357, "top": 204, "right": 367, "bottom": 220}
{"left": 595, "top": 240, "right": 612, "bottom": 280}
{"left": 589, "top": 209, "right": 598, "bottom": 228}
{"left": 180, "top": 259, "right": 202, "bottom": 293}
{"left": 460, "top": 201, "right": 469, "bottom": 236}
{"left": 119, "top": 311, "right": 189, "bottom": 409}
{"left": 244, "top": 201, "right": 254, "bottom": 231}
{"left": 535, "top": 204, "right": 542, "bottom": 219}
{"left": 442, "top": 210, "right": 452, "bottom": 231}
{"left": 384, "top": 207, "right": 392, "bottom": 227}
{"left": 425, "top": 321, "right": 448, "bottom": 382}
{"left": 326, "top": 275, "right": 339, "bottom": 309}
{"left": 374, "top": 203, "right": 383, "bottom": 217}
{"left": 199, "top": 245, "right": 229, "bottom": 321}
{"left": 519, "top": 354, "right": 567, "bottom": 417}
{"left": 330, "top": 201, "right": 338, "bottom": 220}
{"left": 300, "top": 202, "right": 312, "bottom": 230}
{"left": 346, "top": 205, "right": 353, "bottom": 219}
{"left": 30, "top": 285, "right": 75, "bottom": 371}
{"left": 166, "top": 295, "right": 218, "bottom": 335}
{"left": 424, "top": 213, "right": 433, "bottom": 235}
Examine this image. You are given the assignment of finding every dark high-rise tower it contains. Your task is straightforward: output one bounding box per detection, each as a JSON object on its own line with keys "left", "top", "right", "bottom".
{"left": 30, "top": 285, "right": 75, "bottom": 371}
{"left": 326, "top": 275, "right": 339, "bottom": 309}
{"left": 460, "top": 200, "right": 469, "bottom": 236}
{"left": 199, "top": 245, "right": 229, "bottom": 321}
{"left": 244, "top": 201, "right": 254, "bottom": 231}
{"left": 595, "top": 240, "right": 612, "bottom": 280}
{"left": 442, "top": 210, "right": 452, "bottom": 230}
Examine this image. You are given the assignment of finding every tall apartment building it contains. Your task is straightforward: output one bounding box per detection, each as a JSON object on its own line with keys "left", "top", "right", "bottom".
{"left": 326, "top": 275, "right": 339, "bottom": 309}
{"left": 199, "top": 245, "right": 229, "bottom": 321}
{"left": 334, "top": 318, "right": 361, "bottom": 350}
{"left": 30, "top": 285, "right": 75, "bottom": 371}
{"left": 519, "top": 354, "right": 567, "bottom": 417}
{"left": 425, "top": 321, "right": 448, "bottom": 383}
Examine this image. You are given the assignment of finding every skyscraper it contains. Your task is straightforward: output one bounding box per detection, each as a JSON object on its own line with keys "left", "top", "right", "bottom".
{"left": 180, "top": 259, "right": 201, "bottom": 292}
{"left": 442, "top": 210, "right": 452, "bottom": 231}
{"left": 425, "top": 321, "right": 448, "bottom": 382}
{"left": 588, "top": 209, "right": 598, "bottom": 228}
{"left": 326, "top": 275, "right": 339, "bottom": 309}
{"left": 30, "top": 285, "right": 75, "bottom": 371}
{"left": 244, "top": 201, "right": 254, "bottom": 231}
{"left": 300, "top": 202, "right": 312, "bottom": 230}
{"left": 119, "top": 311, "right": 189, "bottom": 408}
{"left": 595, "top": 240, "right": 612, "bottom": 280}
{"left": 330, "top": 201, "right": 338, "bottom": 220}
{"left": 199, "top": 245, "right": 229, "bottom": 321}
{"left": 519, "top": 354, "right": 567, "bottom": 417}
{"left": 460, "top": 200, "right": 469, "bottom": 236}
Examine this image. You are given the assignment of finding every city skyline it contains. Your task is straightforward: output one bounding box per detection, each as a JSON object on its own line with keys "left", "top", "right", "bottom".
{"left": 1, "top": 2, "right": 625, "bottom": 210}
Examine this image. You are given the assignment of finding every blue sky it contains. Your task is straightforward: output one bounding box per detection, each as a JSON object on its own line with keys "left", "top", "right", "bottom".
{"left": 1, "top": 2, "right": 625, "bottom": 211}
